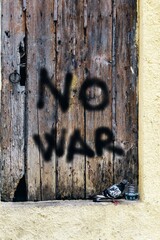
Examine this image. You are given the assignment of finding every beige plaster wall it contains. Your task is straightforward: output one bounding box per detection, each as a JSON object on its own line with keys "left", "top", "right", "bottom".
{"left": 0, "top": 0, "right": 160, "bottom": 239}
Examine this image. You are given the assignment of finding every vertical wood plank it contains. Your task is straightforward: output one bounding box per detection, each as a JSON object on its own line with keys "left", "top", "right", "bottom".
{"left": 1, "top": 0, "right": 25, "bottom": 201}
{"left": 56, "top": 0, "right": 85, "bottom": 199}
{"left": 26, "top": 1, "right": 56, "bottom": 200}
{"left": 0, "top": 0, "right": 138, "bottom": 201}
{"left": 85, "top": 0, "right": 113, "bottom": 197}
{"left": 37, "top": 1, "right": 56, "bottom": 201}
{"left": 113, "top": 0, "right": 138, "bottom": 185}
{"left": 0, "top": 2, "right": 1, "bottom": 199}
{"left": 26, "top": 1, "right": 41, "bottom": 201}
{"left": 72, "top": 0, "right": 86, "bottom": 199}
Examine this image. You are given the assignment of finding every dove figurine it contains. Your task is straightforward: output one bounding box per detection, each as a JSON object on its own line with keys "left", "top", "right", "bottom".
{"left": 103, "top": 179, "right": 128, "bottom": 199}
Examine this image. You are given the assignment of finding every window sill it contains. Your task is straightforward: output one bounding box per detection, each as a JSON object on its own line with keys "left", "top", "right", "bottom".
{"left": 0, "top": 199, "right": 140, "bottom": 208}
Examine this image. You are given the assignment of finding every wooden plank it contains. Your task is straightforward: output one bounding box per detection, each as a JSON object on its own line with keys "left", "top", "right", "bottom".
{"left": 35, "top": 1, "right": 56, "bottom": 201}
{"left": 113, "top": 0, "right": 138, "bottom": 185}
{"left": 26, "top": 1, "right": 56, "bottom": 200}
{"left": 71, "top": 0, "right": 86, "bottom": 199}
{"left": 85, "top": 0, "right": 113, "bottom": 198}
{"left": 1, "top": 0, "right": 25, "bottom": 201}
{"left": 0, "top": 3, "right": 1, "bottom": 199}
{"left": 56, "top": 0, "right": 85, "bottom": 199}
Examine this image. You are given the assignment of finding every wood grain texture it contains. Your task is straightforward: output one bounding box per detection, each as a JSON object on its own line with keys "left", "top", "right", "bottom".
{"left": 112, "top": 0, "right": 138, "bottom": 185}
{"left": 56, "top": 0, "right": 85, "bottom": 199}
{"left": 85, "top": 0, "right": 113, "bottom": 198}
{"left": 1, "top": 0, "right": 25, "bottom": 201}
{"left": 26, "top": 0, "right": 56, "bottom": 200}
{"left": 1, "top": 0, "right": 138, "bottom": 201}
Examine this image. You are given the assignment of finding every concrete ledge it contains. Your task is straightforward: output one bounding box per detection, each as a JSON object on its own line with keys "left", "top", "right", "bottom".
{"left": 0, "top": 199, "right": 140, "bottom": 208}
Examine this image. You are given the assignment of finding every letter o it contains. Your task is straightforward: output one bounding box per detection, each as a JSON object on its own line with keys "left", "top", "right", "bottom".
{"left": 79, "top": 78, "right": 109, "bottom": 111}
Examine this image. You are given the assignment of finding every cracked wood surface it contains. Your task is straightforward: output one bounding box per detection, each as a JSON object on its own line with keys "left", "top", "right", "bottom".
{"left": 1, "top": 0, "right": 25, "bottom": 201}
{"left": 1, "top": 0, "right": 138, "bottom": 201}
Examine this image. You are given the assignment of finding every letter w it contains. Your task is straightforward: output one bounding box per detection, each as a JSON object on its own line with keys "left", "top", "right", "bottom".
{"left": 33, "top": 128, "right": 66, "bottom": 161}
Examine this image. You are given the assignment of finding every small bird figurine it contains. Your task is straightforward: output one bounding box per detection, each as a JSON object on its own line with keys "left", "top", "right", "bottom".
{"left": 93, "top": 179, "right": 128, "bottom": 202}
{"left": 103, "top": 179, "right": 128, "bottom": 199}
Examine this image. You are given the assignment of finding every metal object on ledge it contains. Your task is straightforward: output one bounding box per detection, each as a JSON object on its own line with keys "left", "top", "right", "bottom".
{"left": 125, "top": 184, "right": 139, "bottom": 200}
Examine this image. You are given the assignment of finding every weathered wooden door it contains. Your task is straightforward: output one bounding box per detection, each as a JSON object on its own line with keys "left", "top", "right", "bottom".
{"left": 1, "top": 0, "right": 138, "bottom": 201}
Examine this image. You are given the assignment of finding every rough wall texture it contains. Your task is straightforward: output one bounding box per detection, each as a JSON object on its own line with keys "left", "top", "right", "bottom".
{"left": 0, "top": 0, "right": 160, "bottom": 239}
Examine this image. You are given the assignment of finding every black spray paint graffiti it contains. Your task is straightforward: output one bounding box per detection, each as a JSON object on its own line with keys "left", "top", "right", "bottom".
{"left": 33, "top": 68, "right": 124, "bottom": 162}
{"left": 37, "top": 69, "right": 73, "bottom": 112}
{"left": 37, "top": 68, "right": 109, "bottom": 112}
